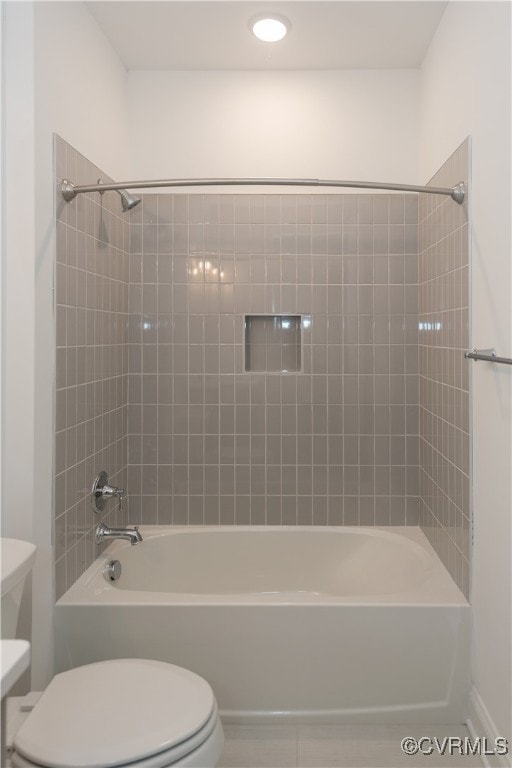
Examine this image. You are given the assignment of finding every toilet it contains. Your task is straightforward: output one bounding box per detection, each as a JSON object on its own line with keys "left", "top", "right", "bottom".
{"left": 1, "top": 540, "right": 224, "bottom": 768}
{"left": 7, "top": 658, "right": 224, "bottom": 768}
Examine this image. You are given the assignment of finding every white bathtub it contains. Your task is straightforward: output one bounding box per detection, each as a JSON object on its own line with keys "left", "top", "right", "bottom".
{"left": 55, "top": 526, "right": 471, "bottom": 723}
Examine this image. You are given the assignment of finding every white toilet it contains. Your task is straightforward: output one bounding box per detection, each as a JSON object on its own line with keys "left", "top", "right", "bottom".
{"left": 7, "top": 658, "right": 224, "bottom": 767}
{"left": 2, "top": 540, "right": 224, "bottom": 768}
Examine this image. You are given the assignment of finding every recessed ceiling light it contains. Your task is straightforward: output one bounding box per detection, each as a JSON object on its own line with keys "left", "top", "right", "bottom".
{"left": 251, "top": 15, "right": 290, "bottom": 42}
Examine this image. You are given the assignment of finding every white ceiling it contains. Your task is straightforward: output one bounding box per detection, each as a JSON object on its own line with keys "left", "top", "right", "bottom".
{"left": 87, "top": 1, "right": 448, "bottom": 70}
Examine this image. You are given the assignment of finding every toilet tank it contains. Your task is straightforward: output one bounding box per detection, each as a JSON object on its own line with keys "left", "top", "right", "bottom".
{"left": 1, "top": 539, "right": 36, "bottom": 639}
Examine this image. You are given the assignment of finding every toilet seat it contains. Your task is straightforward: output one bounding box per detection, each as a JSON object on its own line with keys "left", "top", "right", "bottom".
{"left": 11, "top": 659, "right": 221, "bottom": 768}
{"left": 11, "top": 706, "right": 223, "bottom": 768}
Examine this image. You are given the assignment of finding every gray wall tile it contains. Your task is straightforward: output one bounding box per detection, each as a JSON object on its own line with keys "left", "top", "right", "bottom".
{"left": 56, "top": 148, "right": 468, "bottom": 598}
{"left": 418, "top": 139, "right": 470, "bottom": 597}
{"left": 127, "top": 192, "right": 420, "bottom": 528}
{"left": 54, "top": 137, "right": 130, "bottom": 598}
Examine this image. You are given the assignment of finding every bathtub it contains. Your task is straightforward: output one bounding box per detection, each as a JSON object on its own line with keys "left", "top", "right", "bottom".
{"left": 55, "top": 526, "right": 471, "bottom": 724}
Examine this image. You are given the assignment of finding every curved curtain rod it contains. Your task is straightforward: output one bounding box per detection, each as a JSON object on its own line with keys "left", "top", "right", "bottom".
{"left": 61, "top": 177, "right": 466, "bottom": 204}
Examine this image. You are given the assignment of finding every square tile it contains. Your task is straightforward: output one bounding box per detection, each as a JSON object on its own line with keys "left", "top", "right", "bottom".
{"left": 219, "top": 725, "right": 298, "bottom": 768}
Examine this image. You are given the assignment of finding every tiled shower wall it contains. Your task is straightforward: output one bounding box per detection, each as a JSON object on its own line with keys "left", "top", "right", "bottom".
{"left": 418, "top": 139, "right": 471, "bottom": 597}
{"left": 127, "top": 193, "right": 421, "bottom": 526}
{"left": 54, "top": 136, "right": 470, "bottom": 597}
{"left": 55, "top": 137, "right": 129, "bottom": 598}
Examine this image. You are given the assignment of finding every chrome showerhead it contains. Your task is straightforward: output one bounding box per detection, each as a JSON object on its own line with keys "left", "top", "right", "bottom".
{"left": 117, "top": 189, "right": 141, "bottom": 212}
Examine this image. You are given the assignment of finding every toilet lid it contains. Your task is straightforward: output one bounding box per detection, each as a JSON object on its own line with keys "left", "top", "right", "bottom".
{"left": 13, "top": 659, "right": 216, "bottom": 768}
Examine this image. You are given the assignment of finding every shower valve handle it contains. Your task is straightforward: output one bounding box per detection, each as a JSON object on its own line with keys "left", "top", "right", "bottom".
{"left": 102, "top": 484, "right": 125, "bottom": 499}
{"left": 91, "top": 471, "right": 126, "bottom": 514}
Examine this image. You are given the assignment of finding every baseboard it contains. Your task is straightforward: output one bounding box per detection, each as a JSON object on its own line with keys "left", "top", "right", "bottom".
{"left": 467, "top": 687, "right": 512, "bottom": 768}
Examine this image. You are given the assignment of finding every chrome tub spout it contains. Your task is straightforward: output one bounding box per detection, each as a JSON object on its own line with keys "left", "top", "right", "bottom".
{"left": 95, "top": 522, "right": 143, "bottom": 546}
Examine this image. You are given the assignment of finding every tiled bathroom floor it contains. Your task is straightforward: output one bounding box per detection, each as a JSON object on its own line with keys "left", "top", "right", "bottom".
{"left": 218, "top": 724, "right": 483, "bottom": 768}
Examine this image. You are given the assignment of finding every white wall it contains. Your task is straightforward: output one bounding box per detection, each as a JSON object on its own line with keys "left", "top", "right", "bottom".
{"left": 2, "top": 0, "right": 130, "bottom": 688}
{"left": 420, "top": 1, "right": 511, "bottom": 743}
{"left": 2, "top": 3, "right": 39, "bottom": 691}
{"left": 33, "top": 2, "right": 129, "bottom": 183}
{"left": 127, "top": 69, "right": 419, "bottom": 186}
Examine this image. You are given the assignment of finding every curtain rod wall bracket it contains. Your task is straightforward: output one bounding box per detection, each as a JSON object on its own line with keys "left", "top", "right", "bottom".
{"left": 61, "top": 180, "right": 77, "bottom": 202}
{"left": 451, "top": 182, "right": 466, "bottom": 204}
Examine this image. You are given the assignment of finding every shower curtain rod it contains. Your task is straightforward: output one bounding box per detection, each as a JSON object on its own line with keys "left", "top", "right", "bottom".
{"left": 61, "top": 177, "right": 466, "bottom": 204}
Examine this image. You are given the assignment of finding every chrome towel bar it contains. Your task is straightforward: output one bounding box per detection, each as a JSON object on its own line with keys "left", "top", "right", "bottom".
{"left": 465, "top": 348, "right": 512, "bottom": 366}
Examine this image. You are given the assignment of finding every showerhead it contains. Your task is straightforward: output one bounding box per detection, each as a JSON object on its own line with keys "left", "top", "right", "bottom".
{"left": 117, "top": 189, "right": 141, "bottom": 212}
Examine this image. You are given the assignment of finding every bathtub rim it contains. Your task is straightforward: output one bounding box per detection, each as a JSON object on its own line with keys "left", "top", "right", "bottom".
{"left": 57, "top": 525, "right": 469, "bottom": 608}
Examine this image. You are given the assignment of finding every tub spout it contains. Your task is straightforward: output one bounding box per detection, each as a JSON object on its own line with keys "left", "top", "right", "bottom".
{"left": 95, "top": 522, "right": 143, "bottom": 546}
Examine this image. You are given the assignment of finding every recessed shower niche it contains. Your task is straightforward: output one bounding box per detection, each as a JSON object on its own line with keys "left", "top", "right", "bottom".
{"left": 244, "top": 315, "right": 304, "bottom": 373}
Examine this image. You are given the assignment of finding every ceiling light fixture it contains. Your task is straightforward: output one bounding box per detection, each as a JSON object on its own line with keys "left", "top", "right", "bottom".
{"left": 250, "top": 15, "right": 289, "bottom": 42}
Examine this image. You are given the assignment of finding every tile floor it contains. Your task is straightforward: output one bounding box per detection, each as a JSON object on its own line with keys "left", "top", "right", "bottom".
{"left": 218, "top": 724, "right": 483, "bottom": 768}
